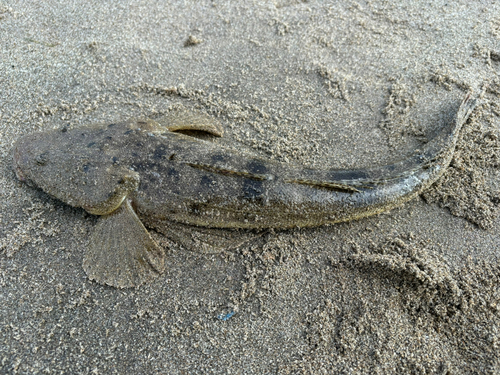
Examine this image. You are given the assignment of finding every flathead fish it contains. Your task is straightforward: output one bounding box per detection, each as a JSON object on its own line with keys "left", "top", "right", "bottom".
{"left": 13, "top": 94, "right": 477, "bottom": 288}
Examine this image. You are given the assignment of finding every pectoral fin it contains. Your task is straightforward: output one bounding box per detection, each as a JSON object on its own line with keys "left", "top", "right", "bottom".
{"left": 155, "top": 108, "right": 224, "bottom": 137}
{"left": 83, "top": 171, "right": 140, "bottom": 215}
{"left": 154, "top": 220, "right": 259, "bottom": 254}
{"left": 83, "top": 200, "right": 164, "bottom": 288}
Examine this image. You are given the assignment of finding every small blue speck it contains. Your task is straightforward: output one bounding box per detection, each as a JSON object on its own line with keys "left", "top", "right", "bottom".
{"left": 217, "top": 311, "right": 235, "bottom": 321}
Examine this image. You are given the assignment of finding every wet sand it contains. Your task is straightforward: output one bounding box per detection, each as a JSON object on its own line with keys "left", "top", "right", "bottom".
{"left": 1, "top": 1, "right": 500, "bottom": 373}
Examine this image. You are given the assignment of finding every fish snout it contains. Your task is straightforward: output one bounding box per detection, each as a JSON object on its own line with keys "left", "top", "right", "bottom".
{"left": 13, "top": 137, "right": 30, "bottom": 182}
{"left": 13, "top": 134, "right": 44, "bottom": 186}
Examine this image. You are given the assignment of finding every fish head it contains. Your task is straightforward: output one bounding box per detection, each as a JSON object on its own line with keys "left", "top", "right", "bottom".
{"left": 13, "top": 127, "right": 139, "bottom": 214}
{"left": 13, "top": 130, "right": 59, "bottom": 187}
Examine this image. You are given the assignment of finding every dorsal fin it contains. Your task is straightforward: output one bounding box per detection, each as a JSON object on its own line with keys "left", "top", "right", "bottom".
{"left": 284, "top": 178, "right": 363, "bottom": 193}
{"left": 155, "top": 108, "right": 224, "bottom": 137}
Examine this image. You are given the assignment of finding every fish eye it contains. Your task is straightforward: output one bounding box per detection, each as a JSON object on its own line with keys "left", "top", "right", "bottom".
{"left": 35, "top": 152, "right": 49, "bottom": 166}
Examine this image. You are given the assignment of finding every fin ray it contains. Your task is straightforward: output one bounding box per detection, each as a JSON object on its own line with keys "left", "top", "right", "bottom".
{"left": 83, "top": 200, "right": 164, "bottom": 288}
{"left": 155, "top": 108, "right": 224, "bottom": 137}
{"left": 151, "top": 220, "right": 260, "bottom": 253}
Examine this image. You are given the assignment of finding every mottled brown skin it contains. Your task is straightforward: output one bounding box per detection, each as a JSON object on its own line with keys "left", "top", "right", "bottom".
{"left": 12, "top": 94, "right": 477, "bottom": 287}
{"left": 15, "top": 95, "right": 476, "bottom": 229}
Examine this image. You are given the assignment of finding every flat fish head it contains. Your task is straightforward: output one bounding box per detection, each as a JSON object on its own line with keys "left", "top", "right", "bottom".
{"left": 13, "top": 130, "right": 55, "bottom": 187}
{"left": 13, "top": 126, "right": 139, "bottom": 214}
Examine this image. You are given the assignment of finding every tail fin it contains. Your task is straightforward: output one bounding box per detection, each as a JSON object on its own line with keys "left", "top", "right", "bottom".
{"left": 317, "top": 91, "right": 479, "bottom": 189}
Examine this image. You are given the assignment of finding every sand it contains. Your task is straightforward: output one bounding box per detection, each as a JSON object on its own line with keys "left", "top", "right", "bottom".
{"left": 1, "top": 1, "right": 500, "bottom": 373}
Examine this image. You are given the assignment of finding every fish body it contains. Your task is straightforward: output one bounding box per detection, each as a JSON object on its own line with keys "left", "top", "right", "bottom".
{"left": 13, "top": 94, "right": 477, "bottom": 288}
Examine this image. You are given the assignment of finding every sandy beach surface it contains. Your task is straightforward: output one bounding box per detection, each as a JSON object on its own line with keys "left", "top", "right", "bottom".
{"left": 1, "top": 1, "right": 500, "bottom": 373}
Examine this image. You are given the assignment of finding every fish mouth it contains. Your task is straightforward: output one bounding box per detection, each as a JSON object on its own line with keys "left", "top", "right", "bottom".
{"left": 12, "top": 137, "right": 37, "bottom": 187}
{"left": 13, "top": 141, "right": 27, "bottom": 182}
